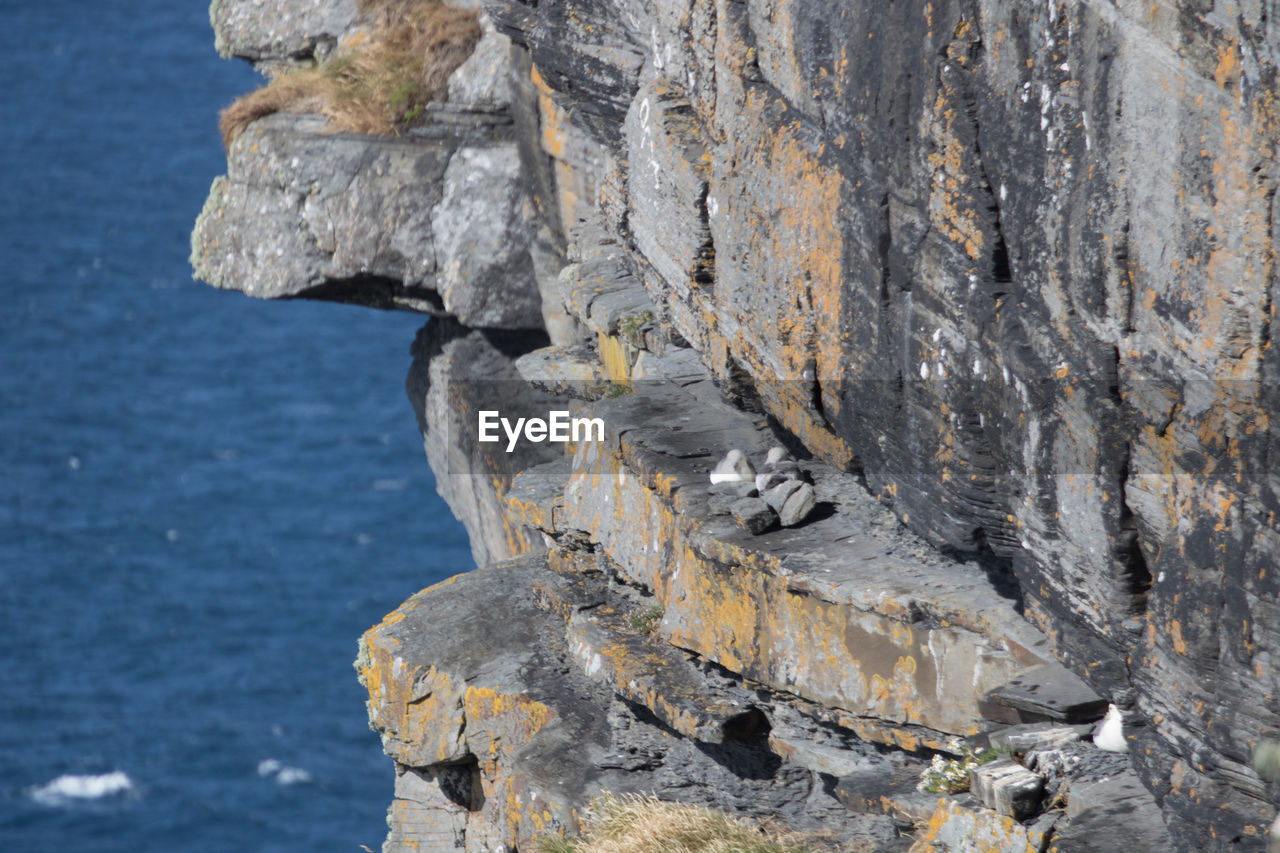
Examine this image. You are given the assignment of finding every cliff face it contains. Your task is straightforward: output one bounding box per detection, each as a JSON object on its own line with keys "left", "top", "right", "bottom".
{"left": 195, "top": 0, "right": 1280, "bottom": 850}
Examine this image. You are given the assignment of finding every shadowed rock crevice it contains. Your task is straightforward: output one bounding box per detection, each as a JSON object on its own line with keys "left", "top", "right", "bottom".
{"left": 294, "top": 273, "right": 447, "bottom": 313}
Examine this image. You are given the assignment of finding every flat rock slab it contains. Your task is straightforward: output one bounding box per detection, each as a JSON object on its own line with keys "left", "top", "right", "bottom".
{"left": 909, "top": 796, "right": 1046, "bottom": 852}
{"left": 1053, "top": 771, "right": 1174, "bottom": 851}
{"left": 511, "top": 349, "right": 1056, "bottom": 740}
{"left": 836, "top": 762, "right": 939, "bottom": 824}
{"left": 986, "top": 722, "right": 1086, "bottom": 754}
{"left": 979, "top": 662, "right": 1108, "bottom": 724}
{"left": 566, "top": 599, "right": 757, "bottom": 743}
{"left": 361, "top": 553, "right": 914, "bottom": 853}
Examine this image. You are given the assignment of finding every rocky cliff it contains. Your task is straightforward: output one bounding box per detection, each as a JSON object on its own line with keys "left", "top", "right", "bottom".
{"left": 194, "top": 0, "right": 1280, "bottom": 850}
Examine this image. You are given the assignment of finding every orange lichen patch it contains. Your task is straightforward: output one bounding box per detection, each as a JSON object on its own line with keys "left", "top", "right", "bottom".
{"left": 566, "top": 449, "right": 1010, "bottom": 733}
{"left": 699, "top": 117, "right": 855, "bottom": 468}
{"left": 507, "top": 489, "right": 555, "bottom": 535}
{"left": 1214, "top": 39, "right": 1241, "bottom": 90}
{"left": 1170, "top": 620, "right": 1189, "bottom": 655}
{"left": 529, "top": 63, "right": 595, "bottom": 232}
{"left": 529, "top": 66, "right": 562, "bottom": 155}
{"left": 340, "top": 28, "right": 372, "bottom": 49}
{"left": 597, "top": 332, "right": 636, "bottom": 384}
{"left": 359, "top": 650, "right": 468, "bottom": 764}
{"left": 912, "top": 797, "right": 1038, "bottom": 853}
{"left": 464, "top": 686, "right": 555, "bottom": 741}
{"left": 925, "top": 89, "right": 985, "bottom": 261}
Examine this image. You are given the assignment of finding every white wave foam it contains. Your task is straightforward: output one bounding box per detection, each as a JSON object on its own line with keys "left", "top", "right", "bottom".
{"left": 258, "top": 758, "right": 311, "bottom": 786}
{"left": 275, "top": 767, "right": 312, "bottom": 785}
{"left": 29, "top": 771, "right": 134, "bottom": 805}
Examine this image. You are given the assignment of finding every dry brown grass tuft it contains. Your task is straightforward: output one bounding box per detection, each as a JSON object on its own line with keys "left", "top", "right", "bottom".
{"left": 219, "top": 0, "right": 481, "bottom": 148}
{"left": 536, "top": 794, "right": 849, "bottom": 853}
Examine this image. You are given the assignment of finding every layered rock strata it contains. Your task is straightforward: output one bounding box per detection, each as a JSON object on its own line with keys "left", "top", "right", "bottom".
{"left": 195, "top": 0, "right": 1280, "bottom": 849}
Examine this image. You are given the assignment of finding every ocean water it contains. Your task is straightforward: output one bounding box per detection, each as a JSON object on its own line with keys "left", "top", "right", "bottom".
{"left": 0, "top": 2, "right": 472, "bottom": 850}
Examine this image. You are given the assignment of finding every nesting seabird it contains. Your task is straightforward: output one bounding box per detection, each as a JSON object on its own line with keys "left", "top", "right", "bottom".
{"left": 1092, "top": 704, "right": 1128, "bottom": 753}
{"left": 709, "top": 449, "right": 756, "bottom": 485}
{"left": 755, "top": 446, "right": 804, "bottom": 493}
{"left": 765, "top": 446, "right": 794, "bottom": 465}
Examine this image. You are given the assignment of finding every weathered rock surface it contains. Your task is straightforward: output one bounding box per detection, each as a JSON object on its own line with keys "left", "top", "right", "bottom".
{"left": 730, "top": 496, "right": 776, "bottom": 533}
{"left": 1052, "top": 768, "right": 1176, "bottom": 852}
{"left": 500, "top": 0, "right": 1280, "bottom": 844}
{"left": 507, "top": 348, "right": 1053, "bottom": 744}
{"left": 980, "top": 662, "right": 1109, "bottom": 725}
{"left": 210, "top": 0, "right": 357, "bottom": 65}
{"left": 969, "top": 760, "right": 1043, "bottom": 821}
{"left": 197, "top": 0, "right": 1280, "bottom": 848}
{"left": 405, "top": 319, "right": 559, "bottom": 567}
{"left": 358, "top": 552, "right": 913, "bottom": 853}
{"left": 985, "top": 722, "right": 1085, "bottom": 755}
{"left": 191, "top": 110, "right": 542, "bottom": 326}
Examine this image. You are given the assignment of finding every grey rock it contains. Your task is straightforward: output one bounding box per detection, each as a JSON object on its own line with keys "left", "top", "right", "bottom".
{"left": 1053, "top": 771, "right": 1175, "bottom": 851}
{"left": 708, "top": 481, "right": 758, "bottom": 499}
{"left": 513, "top": 365, "right": 1052, "bottom": 740}
{"left": 431, "top": 144, "right": 541, "bottom": 328}
{"left": 980, "top": 662, "right": 1108, "bottom": 724}
{"left": 210, "top": 0, "right": 357, "bottom": 65}
{"left": 518, "top": 0, "right": 1280, "bottom": 841}
{"left": 763, "top": 478, "right": 804, "bottom": 514}
{"left": 405, "top": 320, "right": 565, "bottom": 567}
{"left": 362, "top": 553, "right": 916, "bottom": 853}
{"left": 624, "top": 74, "right": 712, "bottom": 301}
{"left": 445, "top": 14, "right": 513, "bottom": 110}
{"left": 192, "top": 111, "right": 542, "bottom": 329}
{"left": 988, "top": 723, "right": 1084, "bottom": 754}
{"left": 777, "top": 482, "right": 816, "bottom": 527}
{"left": 968, "top": 760, "right": 1044, "bottom": 821}
{"left": 200, "top": 0, "right": 1280, "bottom": 844}
{"left": 730, "top": 497, "right": 777, "bottom": 535}
{"left": 835, "top": 761, "right": 939, "bottom": 825}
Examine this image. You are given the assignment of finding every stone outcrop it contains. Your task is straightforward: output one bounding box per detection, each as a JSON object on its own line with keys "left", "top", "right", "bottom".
{"left": 195, "top": 0, "right": 1280, "bottom": 849}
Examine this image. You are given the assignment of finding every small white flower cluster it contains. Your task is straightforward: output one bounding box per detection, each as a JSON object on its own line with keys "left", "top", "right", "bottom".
{"left": 917, "top": 750, "right": 983, "bottom": 794}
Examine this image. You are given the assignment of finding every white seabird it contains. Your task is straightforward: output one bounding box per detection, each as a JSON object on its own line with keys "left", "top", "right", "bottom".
{"left": 765, "top": 446, "right": 794, "bottom": 465}
{"left": 709, "top": 449, "right": 756, "bottom": 485}
{"left": 1093, "top": 704, "right": 1128, "bottom": 753}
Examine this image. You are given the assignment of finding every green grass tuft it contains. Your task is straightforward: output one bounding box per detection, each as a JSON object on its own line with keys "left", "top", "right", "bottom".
{"left": 627, "top": 605, "right": 664, "bottom": 635}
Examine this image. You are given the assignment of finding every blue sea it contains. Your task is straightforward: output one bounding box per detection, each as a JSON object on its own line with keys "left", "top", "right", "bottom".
{"left": 0, "top": 2, "right": 472, "bottom": 850}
